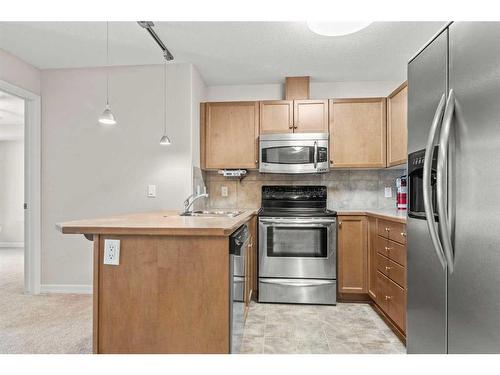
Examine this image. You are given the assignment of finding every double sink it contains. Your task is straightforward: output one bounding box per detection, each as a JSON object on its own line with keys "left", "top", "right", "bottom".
{"left": 180, "top": 210, "right": 244, "bottom": 218}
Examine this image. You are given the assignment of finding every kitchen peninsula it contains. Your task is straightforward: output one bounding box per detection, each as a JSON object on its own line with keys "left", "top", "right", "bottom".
{"left": 57, "top": 210, "right": 257, "bottom": 354}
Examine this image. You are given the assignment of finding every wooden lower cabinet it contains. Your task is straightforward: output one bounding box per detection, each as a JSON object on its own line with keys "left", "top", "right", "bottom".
{"left": 244, "top": 216, "right": 258, "bottom": 311}
{"left": 337, "top": 216, "right": 367, "bottom": 295}
{"left": 367, "top": 216, "right": 378, "bottom": 300}
{"left": 371, "top": 218, "right": 407, "bottom": 336}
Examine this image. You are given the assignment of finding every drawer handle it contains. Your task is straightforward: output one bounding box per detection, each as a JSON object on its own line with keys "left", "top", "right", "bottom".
{"left": 385, "top": 246, "right": 392, "bottom": 251}
{"left": 385, "top": 227, "right": 391, "bottom": 232}
{"left": 385, "top": 295, "right": 392, "bottom": 301}
{"left": 401, "top": 232, "right": 406, "bottom": 237}
{"left": 385, "top": 266, "right": 392, "bottom": 271}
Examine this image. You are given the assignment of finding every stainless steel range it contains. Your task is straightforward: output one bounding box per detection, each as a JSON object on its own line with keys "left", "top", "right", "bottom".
{"left": 258, "top": 185, "right": 337, "bottom": 305}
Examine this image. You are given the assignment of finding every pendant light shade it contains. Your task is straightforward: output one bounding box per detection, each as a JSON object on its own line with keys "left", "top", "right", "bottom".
{"left": 98, "top": 22, "right": 117, "bottom": 126}
{"left": 98, "top": 103, "right": 117, "bottom": 125}
{"left": 159, "top": 134, "right": 171, "bottom": 145}
{"left": 159, "top": 58, "right": 171, "bottom": 145}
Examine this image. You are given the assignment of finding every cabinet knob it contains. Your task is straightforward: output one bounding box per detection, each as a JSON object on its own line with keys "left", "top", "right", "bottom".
{"left": 385, "top": 266, "right": 392, "bottom": 271}
{"left": 385, "top": 295, "right": 392, "bottom": 301}
{"left": 339, "top": 221, "right": 342, "bottom": 228}
{"left": 401, "top": 232, "right": 406, "bottom": 237}
{"left": 384, "top": 246, "right": 392, "bottom": 251}
{"left": 385, "top": 227, "right": 390, "bottom": 232}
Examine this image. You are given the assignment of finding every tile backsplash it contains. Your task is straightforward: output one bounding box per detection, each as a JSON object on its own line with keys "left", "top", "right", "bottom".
{"left": 203, "top": 169, "right": 406, "bottom": 211}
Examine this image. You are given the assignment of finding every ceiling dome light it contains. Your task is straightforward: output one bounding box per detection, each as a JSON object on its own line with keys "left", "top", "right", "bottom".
{"left": 307, "top": 21, "right": 372, "bottom": 36}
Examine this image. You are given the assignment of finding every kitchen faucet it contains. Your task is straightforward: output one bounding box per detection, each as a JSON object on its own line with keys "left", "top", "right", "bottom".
{"left": 183, "top": 187, "right": 209, "bottom": 214}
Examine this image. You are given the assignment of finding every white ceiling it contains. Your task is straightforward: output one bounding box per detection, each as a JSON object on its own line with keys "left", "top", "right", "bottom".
{"left": 0, "top": 90, "right": 24, "bottom": 140}
{"left": 0, "top": 22, "right": 445, "bottom": 85}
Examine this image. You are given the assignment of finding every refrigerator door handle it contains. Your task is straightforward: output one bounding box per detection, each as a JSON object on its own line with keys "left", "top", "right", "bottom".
{"left": 423, "top": 93, "right": 447, "bottom": 269}
{"left": 437, "top": 89, "right": 456, "bottom": 273}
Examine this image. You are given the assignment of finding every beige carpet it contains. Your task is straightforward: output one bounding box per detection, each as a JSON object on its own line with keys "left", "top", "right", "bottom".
{"left": 0, "top": 248, "right": 92, "bottom": 354}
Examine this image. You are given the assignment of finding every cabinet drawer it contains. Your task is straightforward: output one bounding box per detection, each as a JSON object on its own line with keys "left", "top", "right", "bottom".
{"left": 376, "top": 236, "right": 406, "bottom": 267}
{"left": 377, "top": 219, "right": 406, "bottom": 244}
{"left": 376, "top": 253, "right": 406, "bottom": 288}
{"left": 376, "top": 271, "right": 406, "bottom": 333}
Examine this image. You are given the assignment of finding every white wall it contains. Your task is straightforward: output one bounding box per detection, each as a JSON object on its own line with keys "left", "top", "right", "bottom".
{"left": 0, "top": 140, "right": 24, "bottom": 245}
{"left": 190, "top": 65, "right": 207, "bottom": 169}
{"left": 206, "top": 80, "right": 402, "bottom": 101}
{"left": 0, "top": 48, "right": 41, "bottom": 95}
{"left": 41, "top": 63, "right": 194, "bottom": 287}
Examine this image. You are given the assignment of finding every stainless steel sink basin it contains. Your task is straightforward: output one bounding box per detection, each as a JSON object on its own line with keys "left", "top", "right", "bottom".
{"left": 180, "top": 210, "right": 244, "bottom": 218}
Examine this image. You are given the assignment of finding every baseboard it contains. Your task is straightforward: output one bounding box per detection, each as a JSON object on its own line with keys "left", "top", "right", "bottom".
{"left": 40, "top": 284, "right": 92, "bottom": 294}
{"left": 0, "top": 242, "right": 24, "bottom": 248}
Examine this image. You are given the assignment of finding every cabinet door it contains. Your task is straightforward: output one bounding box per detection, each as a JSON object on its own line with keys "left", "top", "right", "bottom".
{"left": 260, "top": 100, "right": 293, "bottom": 134}
{"left": 205, "top": 102, "right": 259, "bottom": 169}
{"left": 293, "top": 100, "right": 328, "bottom": 133}
{"left": 367, "top": 216, "right": 378, "bottom": 301}
{"left": 329, "top": 98, "right": 387, "bottom": 168}
{"left": 337, "top": 216, "right": 367, "bottom": 294}
{"left": 387, "top": 83, "right": 408, "bottom": 167}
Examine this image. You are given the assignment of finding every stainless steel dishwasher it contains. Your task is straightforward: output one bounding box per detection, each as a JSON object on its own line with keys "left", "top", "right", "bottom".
{"left": 229, "top": 224, "right": 249, "bottom": 354}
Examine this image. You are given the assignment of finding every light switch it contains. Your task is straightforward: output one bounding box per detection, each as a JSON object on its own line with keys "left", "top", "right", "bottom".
{"left": 147, "top": 184, "right": 157, "bottom": 198}
{"left": 221, "top": 186, "right": 228, "bottom": 197}
{"left": 384, "top": 187, "right": 393, "bottom": 198}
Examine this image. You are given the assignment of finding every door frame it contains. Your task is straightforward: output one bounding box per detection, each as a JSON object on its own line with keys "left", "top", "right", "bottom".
{"left": 0, "top": 79, "right": 41, "bottom": 294}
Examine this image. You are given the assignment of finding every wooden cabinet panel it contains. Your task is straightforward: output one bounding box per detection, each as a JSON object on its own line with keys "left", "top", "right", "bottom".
{"left": 375, "top": 236, "right": 407, "bottom": 267}
{"left": 260, "top": 100, "right": 293, "bottom": 134}
{"left": 337, "top": 216, "right": 367, "bottom": 294}
{"left": 329, "top": 98, "right": 387, "bottom": 168}
{"left": 245, "top": 216, "right": 258, "bottom": 307}
{"left": 376, "top": 253, "right": 406, "bottom": 288}
{"left": 293, "top": 100, "right": 328, "bottom": 133}
{"left": 378, "top": 219, "right": 407, "bottom": 245}
{"left": 205, "top": 102, "right": 259, "bottom": 169}
{"left": 387, "top": 82, "right": 408, "bottom": 167}
{"left": 376, "top": 271, "right": 406, "bottom": 333}
{"left": 367, "top": 216, "right": 378, "bottom": 301}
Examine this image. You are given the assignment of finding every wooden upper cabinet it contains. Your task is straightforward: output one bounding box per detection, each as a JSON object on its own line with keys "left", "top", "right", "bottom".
{"left": 260, "top": 100, "right": 294, "bottom": 134}
{"left": 337, "top": 216, "right": 368, "bottom": 294}
{"left": 329, "top": 98, "right": 387, "bottom": 168}
{"left": 387, "top": 82, "right": 408, "bottom": 167}
{"left": 204, "top": 102, "right": 259, "bottom": 169}
{"left": 293, "top": 100, "right": 329, "bottom": 133}
{"left": 259, "top": 100, "right": 328, "bottom": 134}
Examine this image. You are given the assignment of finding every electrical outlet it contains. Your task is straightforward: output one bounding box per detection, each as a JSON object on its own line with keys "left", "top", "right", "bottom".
{"left": 221, "top": 186, "right": 228, "bottom": 197}
{"left": 147, "top": 184, "right": 157, "bottom": 198}
{"left": 104, "top": 239, "right": 120, "bottom": 265}
{"left": 384, "top": 187, "right": 393, "bottom": 198}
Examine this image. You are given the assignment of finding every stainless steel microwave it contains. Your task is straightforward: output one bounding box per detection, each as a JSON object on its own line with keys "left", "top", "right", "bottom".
{"left": 259, "top": 133, "right": 329, "bottom": 174}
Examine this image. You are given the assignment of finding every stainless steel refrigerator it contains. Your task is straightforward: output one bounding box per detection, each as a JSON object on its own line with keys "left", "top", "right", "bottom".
{"left": 407, "top": 22, "right": 500, "bottom": 354}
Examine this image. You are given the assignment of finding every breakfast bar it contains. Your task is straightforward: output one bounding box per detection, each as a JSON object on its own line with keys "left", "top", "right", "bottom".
{"left": 57, "top": 210, "right": 257, "bottom": 354}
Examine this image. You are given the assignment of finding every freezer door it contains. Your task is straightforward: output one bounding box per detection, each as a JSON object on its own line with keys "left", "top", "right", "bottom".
{"left": 448, "top": 22, "right": 500, "bottom": 353}
{"left": 406, "top": 28, "right": 448, "bottom": 354}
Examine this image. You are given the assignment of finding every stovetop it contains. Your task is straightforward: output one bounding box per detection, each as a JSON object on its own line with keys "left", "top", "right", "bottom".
{"left": 259, "top": 185, "right": 336, "bottom": 218}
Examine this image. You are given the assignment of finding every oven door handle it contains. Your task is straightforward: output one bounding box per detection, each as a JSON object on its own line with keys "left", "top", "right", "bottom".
{"left": 313, "top": 140, "right": 318, "bottom": 169}
{"left": 260, "top": 279, "right": 334, "bottom": 287}
{"left": 259, "top": 218, "right": 336, "bottom": 226}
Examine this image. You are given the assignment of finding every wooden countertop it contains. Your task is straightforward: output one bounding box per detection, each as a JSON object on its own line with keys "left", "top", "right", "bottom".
{"left": 57, "top": 210, "right": 257, "bottom": 237}
{"left": 335, "top": 208, "right": 407, "bottom": 224}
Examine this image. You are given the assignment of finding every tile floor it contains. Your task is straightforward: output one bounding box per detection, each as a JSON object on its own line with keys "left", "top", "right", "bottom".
{"left": 240, "top": 301, "right": 406, "bottom": 354}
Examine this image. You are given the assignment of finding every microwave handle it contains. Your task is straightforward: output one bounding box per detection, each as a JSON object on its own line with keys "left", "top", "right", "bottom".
{"left": 314, "top": 141, "right": 318, "bottom": 169}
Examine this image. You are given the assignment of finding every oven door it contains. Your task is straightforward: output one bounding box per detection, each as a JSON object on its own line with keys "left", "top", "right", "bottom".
{"left": 259, "top": 139, "right": 329, "bottom": 174}
{"left": 259, "top": 217, "right": 336, "bottom": 279}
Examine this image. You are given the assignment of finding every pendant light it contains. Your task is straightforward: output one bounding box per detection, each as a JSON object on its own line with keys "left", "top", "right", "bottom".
{"left": 98, "top": 22, "right": 117, "bottom": 126}
{"left": 159, "top": 57, "right": 171, "bottom": 145}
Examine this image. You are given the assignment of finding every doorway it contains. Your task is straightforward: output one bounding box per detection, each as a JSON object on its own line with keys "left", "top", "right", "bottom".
{"left": 0, "top": 80, "right": 41, "bottom": 294}
{"left": 0, "top": 90, "right": 25, "bottom": 293}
